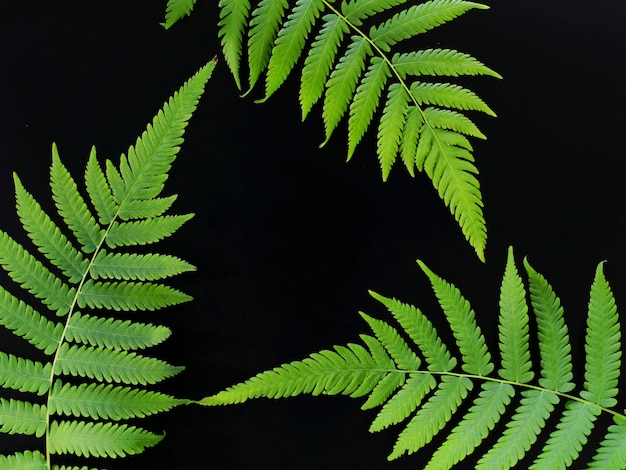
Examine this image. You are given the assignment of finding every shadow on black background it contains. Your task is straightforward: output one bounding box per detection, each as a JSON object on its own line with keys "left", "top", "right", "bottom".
{"left": 1, "top": 1, "right": 626, "bottom": 468}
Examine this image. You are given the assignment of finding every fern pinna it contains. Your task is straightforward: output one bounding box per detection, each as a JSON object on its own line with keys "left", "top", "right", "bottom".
{"left": 202, "top": 247, "right": 626, "bottom": 469}
{"left": 0, "top": 59, "right": 215, "bottom": 469}
{"left": 164, "top": 0, "right": 501, "bottom": 262}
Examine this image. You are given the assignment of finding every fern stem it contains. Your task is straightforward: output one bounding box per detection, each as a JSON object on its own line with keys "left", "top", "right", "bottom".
{"left": 370, "top": 368, "right": 626, "bottom": 421}
{"left": 43, "top": 205, "right": 121, "bottom": 468}
{"left": 320, "top": 0, "right": 450, "bottom": 151}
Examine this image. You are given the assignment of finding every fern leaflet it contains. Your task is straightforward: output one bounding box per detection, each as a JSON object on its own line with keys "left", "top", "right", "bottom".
{"left": 0, "top": 59, "right": 216, "bottom": 468}
{"left": 200, "top": 247, "right": 626, "bottom": 469}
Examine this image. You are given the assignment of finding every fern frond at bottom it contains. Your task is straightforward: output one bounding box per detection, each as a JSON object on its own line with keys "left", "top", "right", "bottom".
{"left": 201, "top": 247, "right": 626, "bottom": 469}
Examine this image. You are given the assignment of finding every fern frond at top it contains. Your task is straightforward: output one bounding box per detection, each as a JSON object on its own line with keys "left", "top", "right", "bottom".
{"left": 163, "top": 0, "right": 500, "bottom": 261}
{"left": 200, "top": 247, "right": 626, "bottom": 469}
{"left": 0, "top": 59, "right": 216, "bottom": 469}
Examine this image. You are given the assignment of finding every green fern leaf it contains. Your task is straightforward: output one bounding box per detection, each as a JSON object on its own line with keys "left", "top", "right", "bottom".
{"left": 78, "top": 280, "right": 192, "bottom": 311}
{"left": 85, "top": 147, "right": 117, "bottom": 225}
{"left": 15, "top": 174, "right": 88, "bottom": 284}
{"left": 48, "top": 420, "right": 162, "bottom": 458}
{"left": 589, "top": 416, "right": 626, "bottom": 468}
{"left": 163, "top": 0, "right": 198, "bottom": 29}
{"left": 393, "top": 48, "right": 501, "bottom": 78}
{"left": 370, "top": 0, "right": 485, "bottom": 51}
{"left": 218, "top": 0, "right": 252, "bottom": 90}
{"left": 0, "top": 353, "right": 51, "bottom": 395}
{"left": 0, "top": 450, "right": 47, "bottom": 469}
{"left": 210, "top": 0, "right": 500, "bottom": 260}
{"left": 341, "top": 0, "right": 408, "bottom": 24}
{"left": 498, "top": 246, "right": 533, "bottom": 384}
{"left": 0, "top": 230, "right": 76, "bottom": 315}
{"left": 247, "top": 0, "right": 290, "bottom": 91}
{"left": 410, "top": 82, "right": 496, "bottom": 116}
{"left": 201, "top": 247, "right": 626, "bottom": 468}
{"left": 0, "top": 60, "right": 215, "bottom": 468}
{"left": 582, "top": 262, "right": 621, "bottom": 408}
{"left": 105, "top": 214, "right": 194, "bottom": 247}
{"left": 262, "top": 0, "right": 326, "bottom": 100}
{"left": 322, "top": 35, "right": 371, "bottom": 144}
{"left": 378, "top": 83, "right": 409, "bottom": 180}
{"left": 65, "top": 312, "right": 171, "bottom": 350}
{"left": 49, "top": 381, "right": 188, "bottom": 421}
{"left": 55, "top": 344, "right": 183, "bottom": 385}
{"left": 0, "top": 398, "right": 46, "bottom": 437}
{"left": 50, "top": 146, "right": 104, "bottom": 254}
{"left": 90, "top": 251, "right": 195, "bottom": 281}
{"left": 0, "top": 289, "right": 62, "bottom": 354}
{"left": 426, "top": 381, "right": 515, "bottom": 470}
{"left": 524, "top": 259, "right": 575, "bottom": 393}
{"left": 299, "top": 13, "right": 348, "bottom": 119}
{"left": 416, "top": 126, "right": 486, "bottom": 261}
{"left": 347, "top": 57, "right": 390, "bottom": 159}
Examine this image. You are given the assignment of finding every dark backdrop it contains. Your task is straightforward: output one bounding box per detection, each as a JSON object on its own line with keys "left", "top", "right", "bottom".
{"left": 1, "top": 1, "right": 626, "bottom": 469}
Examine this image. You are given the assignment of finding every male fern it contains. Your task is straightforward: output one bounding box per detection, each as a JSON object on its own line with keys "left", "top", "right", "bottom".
{"left": 201, "top": 247, "right": 626, "bottom": 469}
{"left": 164, "top": 0, "right": 501, "bottom": 261}
{"left": 0, "top": 59, "right": 216, "bottom": 469}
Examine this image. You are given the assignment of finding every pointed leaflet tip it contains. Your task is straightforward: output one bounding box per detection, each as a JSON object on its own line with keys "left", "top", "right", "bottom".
{"left": 416, "top": 259, "right": 433, "bottom": 278}
{"left": 368, "top": 290, "right": 385, "bottom": 303}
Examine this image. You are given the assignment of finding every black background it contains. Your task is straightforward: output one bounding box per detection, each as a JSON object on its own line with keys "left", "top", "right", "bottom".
{"left": 1, "top": 1, "right": 626, "bottom": 469}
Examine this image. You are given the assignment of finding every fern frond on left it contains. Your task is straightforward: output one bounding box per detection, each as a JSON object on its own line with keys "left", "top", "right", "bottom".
{"left": 201, "top": 247, "right": 626, "bottom": 469}
{"left": 0, "top": 58, "right": 216, "bottom": 469}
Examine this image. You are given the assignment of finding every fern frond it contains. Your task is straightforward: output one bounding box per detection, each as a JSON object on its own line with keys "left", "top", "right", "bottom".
{"left": 322, "top": 35, "right": 371, "bottom": 144}
{"left": 65, "top": 312, "right": 171, "bottom": 350}
{"left": 48, "top": 420, "right": 162, "bottom": 458}
{"left": 524, "top": 259, "right": 575, "bottom": 393}
{"left": 15, "top": 175, "right": 88, "bottom": 284}
{"left": 201, "top": 339, "right": 393, "bottom": 405}
{"left": 0, "top": 289, "right": 62, "bottom": 354}
{"left": 0, "top": 60, "right": 215, "bottom": 467}
{"left": 0, "top": 450, "right": 46, "bottom": 469}
{"left": 0, "top": 398, "right": 46, "bottom": 437}
{"left": 105, "top": 214, "right": 194, "bottom": 247}
{"left": 84, "top": 147, "right": 116, "bottom": 226}
{"left": 425, "top": 381, "right": 514, "bottom": 469}
{"left": 218, "top": 0, "right": 252, "bottom": 90}
{"left": 212, "top": 0, "right": 500, "bottom": 260}
{"left": 78, "top": 280, "right": 192, "bottom": 311}
{"left": 262, "top": 0, "right": 326, "bottom": 100}
{"left": 582, "top": 262, "right": 621, "bottom": 407}
{"left": 589, "top": 416, "right": 626, "bottom": 468}
{"left": 201, "top": 247, "right": 626, "bottom": 468}
{"left": 247, "top": 0, "right": 290, "bottom": 91}
{"left": 498, "top": 246, "right": 533, "bottom": 384}
{"left": 163, "top": 0, "right": 198, "bottom": 29}
{"left": 90, "top": 251, "right": 195, "bottom": 281}
{"left": 0, "top": 231, "right": 76, "bottom": 316}
{"left": 51, "top": 146, "right": 104, "bottom": 254}
{"left": 370, "top": 0, "right": 485, "bottom": 51}
{"left": 49, "top": 382, "right": 188, "bottom": 421}
{"left": 0, "top": 352, "right": 51, "bottom": 395}
{"left": 55, "top": 345, "right": 184, "bottom": 385}
{"left": 377, "top": 83, "right": 409, "bottom": 180}
{"left": 392, "top": 48, "right": 501, "bottom": 78}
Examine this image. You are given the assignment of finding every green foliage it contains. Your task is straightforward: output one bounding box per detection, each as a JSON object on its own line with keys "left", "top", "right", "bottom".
{"left": 201, "top": 247, "right": 626, "bottom": 469}
{"left": 0, "top": 59, "right": 216, "bottom": 469}
{"left": 164, "top": 0, "right": 501, "bottom": 262}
